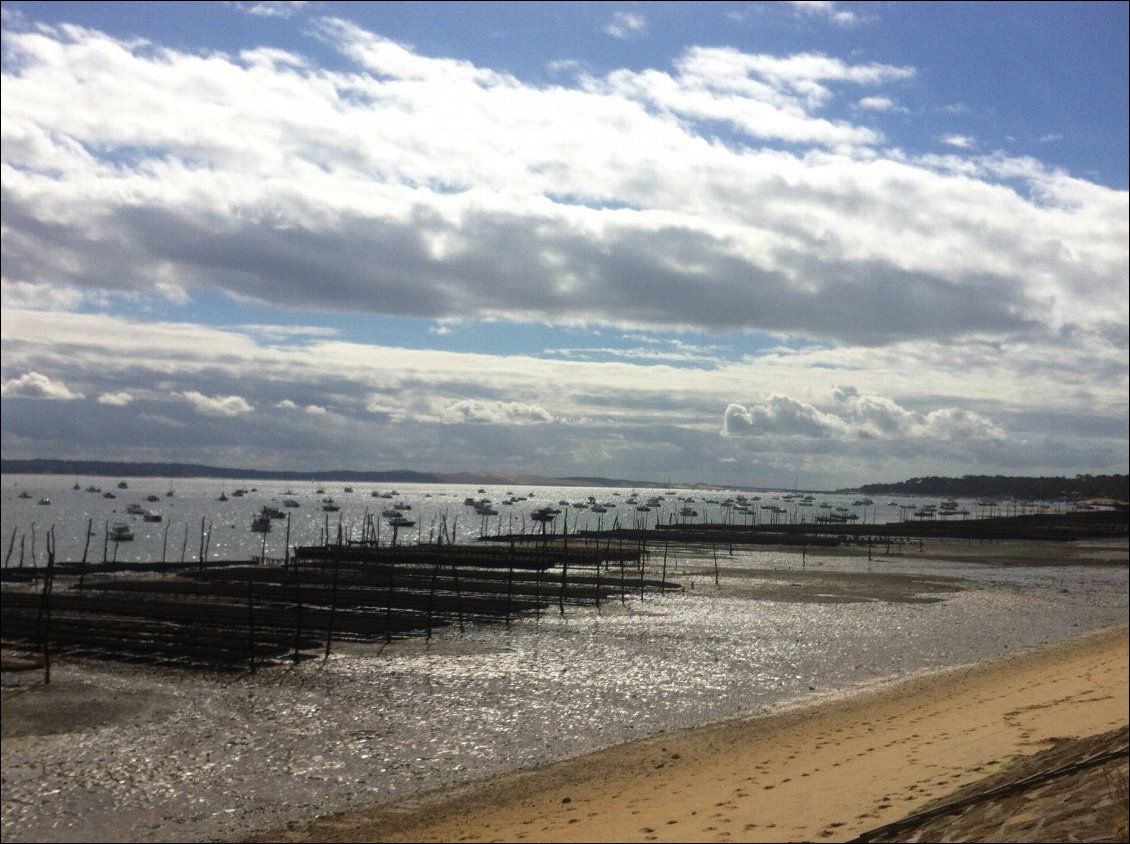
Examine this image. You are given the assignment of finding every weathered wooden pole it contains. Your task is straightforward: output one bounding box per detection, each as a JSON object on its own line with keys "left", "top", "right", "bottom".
{"left": 247, "top": 577, "right": 256, "bottom": 674}
{"left": 292, "top": 557, "right": 304, "bottom": 663}
{"left": 325, "top": 551, "right": 340, "bottom": 659}
{"left": 284, "top": 513, "right": 292, "bottom": 569}
{"left": 385, "top": 560, "right": 396, "bottom": 644}
{"left": 559, "top": 552, "right": 568, "bottom": 616}
{"left": 81, "top": 519, "right": 93, "bottom": 566}
{"left": 3, "top": 525, "right": 16, "bottom": 568}
{"left": 37, "top": 528, "right": 56, "bottom": 684}
{"left": 426, "top": 561, "right": 440, "bottom": 640}
{"left": 198, "top": 517, "right": 206, "bottom": 570}
{"left": 452, "top": 562, "right": 465, "bottom": 633}
{"left": 505, "top": 563, "right": 514, "bottom": 626}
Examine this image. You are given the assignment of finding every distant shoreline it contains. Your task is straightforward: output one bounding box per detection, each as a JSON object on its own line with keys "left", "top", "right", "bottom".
{"left": 0, "top": 458, "right": 668, "bottom": 490}
{"left": 4, "top": 458, "right": 1127, "bottom": 500}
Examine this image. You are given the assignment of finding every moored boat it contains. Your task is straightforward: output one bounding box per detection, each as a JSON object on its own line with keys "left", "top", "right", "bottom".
{"left": 107, "top": 522, "right": 134, "bottom": 542}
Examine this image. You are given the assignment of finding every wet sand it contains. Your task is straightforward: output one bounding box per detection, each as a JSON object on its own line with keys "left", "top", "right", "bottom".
{"left": 254, "top": 625, "right": 1129, "bottom": 843}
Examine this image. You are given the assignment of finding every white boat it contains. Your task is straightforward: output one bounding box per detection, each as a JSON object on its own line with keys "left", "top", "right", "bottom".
{"left": 125, "top": 503, "right": 146, "bottom": 515}
{"left": 143, "top": 510, "right": 162, "bottom": 522}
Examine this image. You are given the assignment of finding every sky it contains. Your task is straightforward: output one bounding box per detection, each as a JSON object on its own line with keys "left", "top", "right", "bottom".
{"left": 1, "top": 1, "right": 1127, "bottom": 489}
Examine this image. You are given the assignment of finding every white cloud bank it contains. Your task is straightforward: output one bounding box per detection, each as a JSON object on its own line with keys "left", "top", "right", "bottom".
{"left": 722, "top": 387, "right": 1005, "bottom": 441}
{"left": 1, "top": 18, "right": 1124, "bottom": 347}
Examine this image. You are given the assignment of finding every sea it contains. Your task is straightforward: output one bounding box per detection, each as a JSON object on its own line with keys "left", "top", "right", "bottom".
{"left": 0, "top": 472, "right": 1082, "bottom": 565}
{"left": 1, "top": 472, "right": 1127, "bottom": 842}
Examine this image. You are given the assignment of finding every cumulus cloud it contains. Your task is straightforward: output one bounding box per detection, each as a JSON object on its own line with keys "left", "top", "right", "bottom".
{"left": 97, "top": 391, "right": 134, "bottom": 406}
{"left": 180, "top": 391, "right": 254, "bottom": 417}
{"left": 439, "top": 400, "right": 556, "bottom": 425}
{"left": 1, "top": 371, "right": 83, "bottom": 400}
{"left": 723, "top": 389, "right": 1005, "bottom": 441}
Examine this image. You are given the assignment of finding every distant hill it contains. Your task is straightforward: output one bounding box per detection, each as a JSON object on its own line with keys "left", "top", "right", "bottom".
{"left": 851, "top": 474, "right": 1129, "bottom": 503}
{"left": 0, "top": 458, "right": 662, "bottom": 490}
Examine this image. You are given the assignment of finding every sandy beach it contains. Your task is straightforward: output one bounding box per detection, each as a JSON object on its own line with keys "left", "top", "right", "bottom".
{"left": 256, "top": 625, "right": 1129, "bottom": 843}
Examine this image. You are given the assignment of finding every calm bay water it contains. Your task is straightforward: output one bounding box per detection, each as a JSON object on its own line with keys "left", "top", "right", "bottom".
{"left": 0, "top": 473, "right": 1063, "bottom": 565}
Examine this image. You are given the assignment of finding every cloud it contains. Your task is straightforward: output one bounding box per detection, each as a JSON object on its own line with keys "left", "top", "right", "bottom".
{"left": 787, "top": 1, "right": 860, "bottom": 27}
{"left": 604, "top": 12, "right": 647, "bottom": 40}
{"left": 438, "top": 399, "right": 556, "bottom": 425}
{"left": 857, "top": 95, "right": 901, "bottom": 112}
{"left": 0, "top": 16, "right": 1125, "bottom": 486}
{"left": 278, "top": 398, "right": 327, "bottom": 414}
{"left": 723, "top": 396, "right": 845, "bottom": 437}
{"left": 180, "top": 391, "right": 254, "bottom": 417}
{"left": 228, "top": 1, "right": 308, "bottom": 19}
{"left": 1, "top": 306, "right": 1124, "bottom": 484}
{"left": 940, "top": 134, "right": 976, "bottom": 149}
{"left": 723, "top": 389, "right": 1005, "bottom": 441}
{"left": 1, "top": 371, "right": 84, "bottom": 400}
{"left": 97, "top": 391, "right": 134, "bottom": 406}
{"left": 3, "top": 19, "right": 1121, "bottom": 350}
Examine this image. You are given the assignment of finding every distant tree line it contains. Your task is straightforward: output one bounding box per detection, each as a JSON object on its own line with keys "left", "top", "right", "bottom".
{"left": 853, "top": 474, "right": 1129, "bottom": 503}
